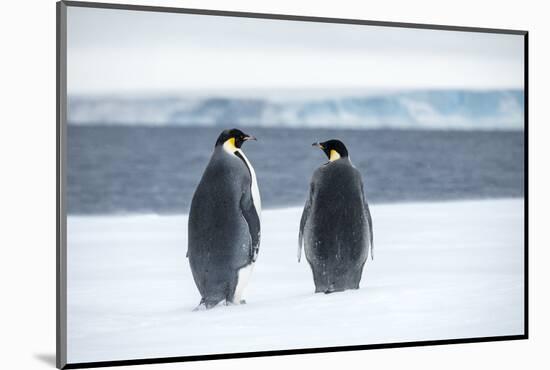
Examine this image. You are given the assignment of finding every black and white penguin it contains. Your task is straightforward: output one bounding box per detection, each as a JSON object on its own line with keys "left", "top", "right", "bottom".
{"left": 298, "top": 139, "right": 373, "bottom": 294}
{"left": 187, "top": 128, "right": 261, "bottom": 309}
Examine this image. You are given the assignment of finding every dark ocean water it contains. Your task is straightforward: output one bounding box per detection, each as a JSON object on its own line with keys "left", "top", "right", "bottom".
{"left": 67, "top": 126, "right": 524, "bottom": 215}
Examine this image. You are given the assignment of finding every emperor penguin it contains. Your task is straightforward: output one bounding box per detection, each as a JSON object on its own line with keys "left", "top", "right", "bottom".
{"left": 298, "top": 139, "right": 373, "bottom": 294}
{"left": 187, "top": 128, "right": 261, "bottom": 310}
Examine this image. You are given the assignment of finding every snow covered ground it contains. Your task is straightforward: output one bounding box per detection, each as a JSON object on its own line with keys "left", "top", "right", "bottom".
{"left": 67, "top": 199, "right": 525, "bottom": 364}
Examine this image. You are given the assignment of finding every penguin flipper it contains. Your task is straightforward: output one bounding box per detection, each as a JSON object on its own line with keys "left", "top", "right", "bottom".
{"left": 240, "top": 190, "right": 261, "bottom": 262}
{"left": 365, "top": 203, "right": 373, "bottom": 260}
{"left": 361, "top": 183, "right": 374, "bottom": 260}
{"left": 298, "top": 183, "right": 314, "bottom": 263}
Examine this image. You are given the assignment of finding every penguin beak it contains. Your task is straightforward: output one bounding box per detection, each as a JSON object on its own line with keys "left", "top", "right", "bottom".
{"left": 312, "top": 142, "right": 324, "bottom": 149}
{"left": 244, "top": 135, "right": 257, "bottom": 141}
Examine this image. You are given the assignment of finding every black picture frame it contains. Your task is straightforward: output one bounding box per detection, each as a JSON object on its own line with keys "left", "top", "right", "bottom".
{"left": 56, "top": 1, "right": 529, "bottom": 368}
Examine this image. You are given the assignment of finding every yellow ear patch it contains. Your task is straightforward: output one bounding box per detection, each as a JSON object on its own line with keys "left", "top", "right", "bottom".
{"left": 329, "top": 149, "right": 341, "bottom": 161}
{"left": 224, "top": 137, "right": 237, "bottom": 151}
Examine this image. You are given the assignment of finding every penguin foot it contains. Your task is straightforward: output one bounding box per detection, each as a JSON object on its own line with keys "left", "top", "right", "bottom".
{"left": 193, "top": 298, "right": 223, "bottom": 311}
{"left": 324, "top": 287, "right": 352, "bottom": 294}
{"left": 240, "top": 299, "right": 247, "bottom": 305}
{"left": 193, "top": 302, "right": 207, "bottom": 311}
{"left": 323, "top": 284, "right": 346, "bottom": 294}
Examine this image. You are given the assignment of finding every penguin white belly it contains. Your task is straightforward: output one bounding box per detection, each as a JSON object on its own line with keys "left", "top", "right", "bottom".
{"left": 235, "top": 148, "right": 261, "bottom": 215}
{"left": 232, "top": 263, "right": 254, "bottom": 303}
{"left": 220, "top": 144, "right": 260, "bottom": 304}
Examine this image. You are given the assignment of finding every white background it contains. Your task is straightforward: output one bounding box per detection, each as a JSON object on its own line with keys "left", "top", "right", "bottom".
{"left": 0, "top": 0, "right": 546, "bottom": 369}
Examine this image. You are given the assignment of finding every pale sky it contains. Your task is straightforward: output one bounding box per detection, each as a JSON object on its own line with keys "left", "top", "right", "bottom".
{"left": 67, "top": 6, "right": 525, "bottom": 95}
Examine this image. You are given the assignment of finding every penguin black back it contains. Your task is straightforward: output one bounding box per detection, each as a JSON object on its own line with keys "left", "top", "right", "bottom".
{"left": 299, "top": 139, "right": 373, "bottom": 293}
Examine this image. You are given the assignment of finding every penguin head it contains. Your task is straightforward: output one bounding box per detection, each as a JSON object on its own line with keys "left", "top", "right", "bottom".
{"left": 215, "top": 128, "right": 257, "bottom": 150}
{"left": 312, "top": 139, "right": 349, "bottom": 162}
